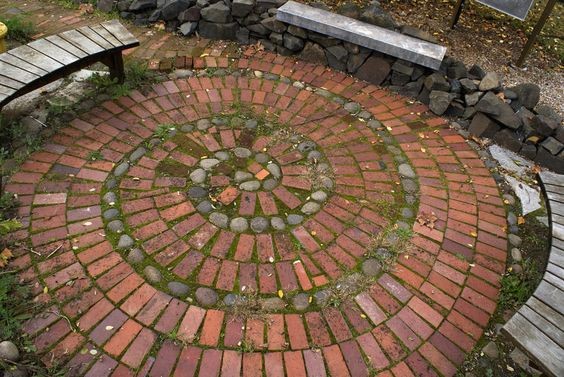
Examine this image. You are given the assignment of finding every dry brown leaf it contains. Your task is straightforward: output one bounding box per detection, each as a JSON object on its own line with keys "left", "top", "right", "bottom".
{"left": 0, "top": 248, "right": 14, "bottom": 268}
{"left": 416, "top": 211, "right": 438, "bottom": 229}
{"left": 517, "top": 216, "right": 526, "bottom": 225}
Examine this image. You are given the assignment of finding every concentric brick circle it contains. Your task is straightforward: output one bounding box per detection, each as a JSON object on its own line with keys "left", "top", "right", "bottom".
{"left": 7, "top": 53, "right": 509, "bottom": 377}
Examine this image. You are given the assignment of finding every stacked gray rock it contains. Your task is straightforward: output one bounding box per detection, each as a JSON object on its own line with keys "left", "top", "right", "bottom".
{"left": 100, "top": 0, "right": 563, "bottom": 172}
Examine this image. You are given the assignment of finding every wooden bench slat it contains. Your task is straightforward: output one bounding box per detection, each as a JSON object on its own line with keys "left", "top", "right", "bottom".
{"left": 534, "top": 280, "right": 564, "bottom": 313}
{"left": 546, "top": 190, "right": 564, "bottom": 204}
{"left": 544, "top": 271, "right": 564, "bottom": 292}
{"left": 0, "top": 75, "right": 25, "bottom": 90}
{"left": 519, "top": 304, "right": 564, "bottom": 348}
{"left": 527, "top": 296, "right": 564, "bottom": 333}
{"left": 0, "top": 85, "right": 16, "bottom": 97}
{"left": 7, "top": 45, "right": 63, "bottom": 73}
{"left": 554, "top": 237, "right": 564, "bottom": 252}
{"left": 77, "top": 26, "right": 115, "bottom": 50}
{"left": 544, "top": 183, "right": 564, "bottom": 196}
{"left": 100, "top": 20, "right": 138, "bottom": 46}
{"left": 45, "top": 35, "right": 89, "bottom": 58}
{"left": 503, "top": 312, "right": 564, "bottom": 377}
{"left": 554, "top": 222, "right": 564, "bottom": 242}
{"left": 59, "top": 30, "right": 105, "bottom": 55}
{"left": 550, "top": 246, "right": 564, "bottom": 268}
{"left": 0, "top": 54, "right": 48, "bottom": 76}
{"left": 0, "top": 61, "right": 41, "bottom": 83}
{"left": 540, "top": 171, "right": 564, "bottom": 186}
{"left": 89, "top": 24, "right": 123, "bottom": 47}
{"left": 28, "top": 39, "right": 80, "bottom": 66}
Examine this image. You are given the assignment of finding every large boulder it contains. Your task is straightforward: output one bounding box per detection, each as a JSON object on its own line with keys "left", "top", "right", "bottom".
{"left": 97, "top": 0, "right": 114, "bottom": 12}
{"left": 493, "top": 128, "right": 522, "bottom": 152}
{"left": 325, "top": 45, "right": 348, "bottom": 71}
{"left": 355, "top": 56, "right": 391, "bottom": 86}
{"left": 474, "top": 92, "right": 520, "bottom": 129}
{"left": 424, "top": 73, "right": 450, "bottom": 92}
{"left": 535, "top": 148, "right": 564, "bottom": 173}
{"left": 178, "top": 7, "right": 201, "bottom": 22}
{"left": 200, "top": 2, "right": 231, "bottom": 23}
{"left": 468, "top": 112, "right": 500, "bottom": 139}
{"left": 429, "top": 90, "right": 455, "bottom": 115}
{"left": 532, "top": 115, "right": 559, "bottom": 137}
{"left": 232, "top": 0, "right": 254, "bottom": 18}
{"left": 510, "top": 83, "right": 540, "bottom": 110}
{"left": 199, "top": 21, "right": 238, "bottom": 39}
{"left": 283, "top": 33, "right": 304, "bottom": 52}
{"left": 261, "top": 16, "right": 286, "bottom": 33}
{"left": 298, "top": 42, "right": 327, "bottom": 65}
{"left": 161, "top": 0, "right": 192, "bottom": 20}
{"left": 129, "top": 0, "right": 156, "bottom": 11}
{"left": 478, "top": 72, "right": 500, "bottom": 91}
{"left": 360, "top": 3, "right": 396, "bottom": 30}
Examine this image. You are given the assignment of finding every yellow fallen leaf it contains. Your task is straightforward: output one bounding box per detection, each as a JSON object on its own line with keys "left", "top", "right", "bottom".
{"left": 518, "top": 216, "right": 525, "bottom": 225}
{"left": 278, "top": 290, "right": 284, "bottom": 298}
{"left": 43, "top": 286, "right": 49, "bottom": 294}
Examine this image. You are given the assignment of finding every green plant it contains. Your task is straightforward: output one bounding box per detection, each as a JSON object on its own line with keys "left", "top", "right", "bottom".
{"left": 154, "top": 124, "right": 175, "bottom": 140}
{"left": 88, "top": 60, "right": 154, "bottom": 98}
{"left": 499, "top": 259, "right": 541, "bottom": 309}
{"left": 0, "top": 192, "right": 19, "bottom": 220}
{"left": 0, "top": 273, "right": 31, "bottom": 340}
{"left": 0, "top": 15, "right": 35, "bottom": 43}
{"left": 87, "top": 150, "right": 103, "bottom": 161}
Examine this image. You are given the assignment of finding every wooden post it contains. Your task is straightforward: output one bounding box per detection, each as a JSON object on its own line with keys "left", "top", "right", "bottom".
{"left": 105, "top": 52, "right": 125, "bottom": 84}
{"left": 516, "top": 0, "right": 558, "bottom": 66}
{"left": 450, "top": 0, "right": 466, "bottom": 29}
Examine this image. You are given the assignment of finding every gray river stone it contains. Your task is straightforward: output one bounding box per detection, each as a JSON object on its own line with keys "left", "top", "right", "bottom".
{"left": 240, "top": 180, "right": 260, "bottom": 191}
{"left": 209, "top": 212, "right": 229, "bottom": 228}
{"left": 190, "top": 168, "right": 207, "bottom": 183}
{"left": 230, "top": 217, "right": 249, "bottom": 232}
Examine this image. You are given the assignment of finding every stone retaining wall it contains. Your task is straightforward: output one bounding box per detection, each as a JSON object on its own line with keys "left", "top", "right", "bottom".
{"left": 97, "top": 0, "right": 564, "bottom": 172}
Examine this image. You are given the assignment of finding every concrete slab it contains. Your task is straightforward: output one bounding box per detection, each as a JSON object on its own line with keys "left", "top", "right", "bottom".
{"left": 276, "top": 1, "right": 447, "bottom": 70}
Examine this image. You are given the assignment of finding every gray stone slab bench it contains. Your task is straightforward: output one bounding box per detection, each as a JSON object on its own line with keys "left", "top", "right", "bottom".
{"left": 502, "top": 170, "right": 564, "bottom": 377}
{"left": 0, "top": 20, "right": 139, "bottom": 110}
{"left": 276, "top": 1, "right": 446, "bottom": 70}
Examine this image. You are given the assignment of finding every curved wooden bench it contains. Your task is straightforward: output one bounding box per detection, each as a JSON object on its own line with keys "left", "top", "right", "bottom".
{"left": 502, "top": 170, "right": 564, "bottom": 377}
{"left": 0, "top": 19, "right": 139, "bottom": 110}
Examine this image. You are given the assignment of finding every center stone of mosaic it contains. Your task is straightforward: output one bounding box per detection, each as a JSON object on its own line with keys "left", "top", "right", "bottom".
{"left": 157, "top": 120, "right": 335, "bottom": 234}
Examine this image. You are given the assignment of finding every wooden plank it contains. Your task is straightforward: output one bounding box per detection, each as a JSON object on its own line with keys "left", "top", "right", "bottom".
{"left": 553, "top": 213, "right": 564, "bottom": 225}
{"left": 544, "top": 183, "right": 564, "bottom": 197}
{"left": 89, "top": 24, "right": 123, "bottom": 47}
{"left": 550, "top": 201, "right": 564, "bottom": 217}
{"left": 28, "top": 39, "right": 80, "bottom": 65}
{"left": 0, "top": 75, "right": 24, "bottom": 90}
{"left": 77, "top": 26, "right": 114, "bottom": 49}
{"left": 540, "top": 171, "right": 564, "bottom": 187}
{"left": 554, "top": 237, "right": 564, "bottom": 251}
{"left": 553, "top": 222, "right": 564, "bottom": 241}
{"left": 0, "top": 54, "right": 48, "bottom": 76}
{"left": 59, "top": 30, "right": 105, "bottom": 54}
{"left": 519, "top": 304, "right": 564, "bottom": 347}
{"left": 7, "top": 45, "right": 63, "bottom": 72}
{"left": 100, "top": 20, "right": 138, "bottom": 45}
{"left": 534, "top": 280, "right": 564, "bottom": 313}
{"left": 45, "top": 35, "right": 88, "bottom": 58}
{"left": 0, "top": 61, "right": 40, "bottom": 83}
{"left": 0, "top": 85, "right": 16, "bottom": 97}
{"left": 503, "top": 313, "right": 564, "bottom": 377}
{"left": 550, "top": 245, "right": 564, "bottom": 268}
{"left": 544, "top": 270, "right": 564, "bottom": 291}
{"left": 547, "top": 191, "right": 564, "bottom": 204}
{"left": 527, "top": 296, "right": 564, "bottom": 331}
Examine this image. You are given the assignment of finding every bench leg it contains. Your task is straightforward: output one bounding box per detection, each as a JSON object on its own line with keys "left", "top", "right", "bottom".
{"left": 104, "top": 51, "right": 125, "bottom": 84}
{"left": 450, "top": 0, "right": 466, "bottom": 29}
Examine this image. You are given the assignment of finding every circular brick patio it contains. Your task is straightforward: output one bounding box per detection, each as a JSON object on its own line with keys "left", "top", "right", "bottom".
{"left": 7, "top": 52, "right": 508, "bottom": 377}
